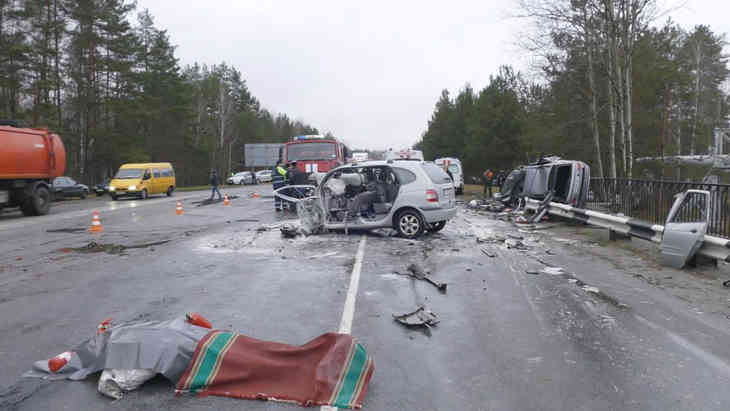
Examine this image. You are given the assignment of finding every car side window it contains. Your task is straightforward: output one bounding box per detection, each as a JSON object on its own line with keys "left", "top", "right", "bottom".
{"left": 393, "top": 168, "right": 416, "bottom": 185}
{"left": 153, "top": 170, "right": 161, "bottom": 178}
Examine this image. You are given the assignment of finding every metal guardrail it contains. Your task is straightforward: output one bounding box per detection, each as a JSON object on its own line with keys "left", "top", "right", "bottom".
{"left": 587, "top": 178, "right": 730, "bottom": 240}
{"left": 526, "top": 198, "right": 730, "bottom": 263}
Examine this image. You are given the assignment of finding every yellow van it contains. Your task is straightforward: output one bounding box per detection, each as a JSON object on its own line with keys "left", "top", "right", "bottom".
{"left": 108, "top": 163, "right": 176, "bottom": 200}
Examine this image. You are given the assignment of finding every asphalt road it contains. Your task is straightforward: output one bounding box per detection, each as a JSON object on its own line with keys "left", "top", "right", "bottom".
{"left": 2, "top": 185, "right": 730, "bottom": 410}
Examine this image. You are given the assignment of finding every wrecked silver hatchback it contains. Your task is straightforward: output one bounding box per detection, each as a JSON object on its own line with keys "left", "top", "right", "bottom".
{"left": 276, "top": 160, "right": 458, "bottom": 238}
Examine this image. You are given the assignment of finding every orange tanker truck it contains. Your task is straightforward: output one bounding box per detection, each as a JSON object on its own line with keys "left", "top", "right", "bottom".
{"left": 0, "top": 121, "right": 66, "bottom": 216}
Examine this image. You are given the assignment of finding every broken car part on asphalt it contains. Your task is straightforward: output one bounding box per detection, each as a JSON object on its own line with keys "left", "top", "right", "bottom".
{"left": 393, "top": 306, "right": 440, "bottom": 335}
{"left": 403, "top": 263, "right": 447, "bottom": 293}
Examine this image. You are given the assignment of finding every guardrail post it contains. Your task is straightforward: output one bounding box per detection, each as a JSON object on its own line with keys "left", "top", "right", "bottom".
{"left": 609, "top": 229, "right": 631, "bottom": 241}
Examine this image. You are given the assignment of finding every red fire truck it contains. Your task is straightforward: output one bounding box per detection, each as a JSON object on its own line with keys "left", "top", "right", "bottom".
{"left": 281, "top": 135, "right": 350, "bottom": 174}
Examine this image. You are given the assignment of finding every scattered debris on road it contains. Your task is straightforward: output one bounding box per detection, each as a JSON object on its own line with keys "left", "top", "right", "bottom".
{"left": 393, "top": 306, "right": 440, "bottom": 335}
{"left": 404, "top": 263, "right": 447, "bottom": 293}
{"left": 192, "top": 195, "right": 240, "bottom": 207}
{"left": 480, "top": 248, "right": 497, "bottom": 258}
{"left": 280, "top": 223, "right": 299, "bottom": 238}
{"left": 65, "top": 240, "right": 171, "bottom": 255}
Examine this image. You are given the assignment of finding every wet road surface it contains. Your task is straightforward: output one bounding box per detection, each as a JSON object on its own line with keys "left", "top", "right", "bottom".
{"left": 2, "top": 186, "right": 730, "bottom": 410}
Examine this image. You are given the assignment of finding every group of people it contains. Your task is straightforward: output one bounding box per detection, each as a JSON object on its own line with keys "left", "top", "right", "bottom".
{"left": 482, "top": 169, "right": 507, "bottom": 198}
{"left": 271, "top": 160, "right": 308, "bottom": 211}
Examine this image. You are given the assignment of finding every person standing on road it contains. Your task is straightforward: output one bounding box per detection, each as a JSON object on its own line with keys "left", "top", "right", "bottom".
{"left": 209, "top": 169, "right": 223, "bottom": 201}
{"left": 483, "top": 169, "right": 494, "bottom": 198}
{"left": 272, "top": 160, "right": 288, "bottom": 211}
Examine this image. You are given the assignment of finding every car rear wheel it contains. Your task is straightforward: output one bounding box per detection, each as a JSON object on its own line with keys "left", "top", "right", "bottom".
{"left": 166, "top": 186, "right": 174, "bottom": 196}
{"left": 428, "top": 221, "right": 447, "bottom": 232}
{"left": 140, "top": 189, "right": 148, "bottom": 200}
{"left": 80, "top": 191, "right": 87, "bottom": 200}
{"left": 395, "top": 210, "right": 425, "bottom": 238}
{"left": 110, "top": 194, "right": 118, "bottom": 201}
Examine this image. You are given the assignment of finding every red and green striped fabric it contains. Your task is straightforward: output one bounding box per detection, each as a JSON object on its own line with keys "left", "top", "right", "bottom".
{"left": 176, "top": 331, "right": 374, "bottom": 409}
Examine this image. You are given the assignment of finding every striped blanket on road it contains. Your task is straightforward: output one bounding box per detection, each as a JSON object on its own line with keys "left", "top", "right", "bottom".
{"left": 175, "top": 331, "right": 374, "bottom": 409}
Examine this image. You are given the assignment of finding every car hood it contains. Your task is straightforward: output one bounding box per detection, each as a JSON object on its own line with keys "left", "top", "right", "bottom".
{"left": 110, "top": 179, "right": 141, "bottom": 189}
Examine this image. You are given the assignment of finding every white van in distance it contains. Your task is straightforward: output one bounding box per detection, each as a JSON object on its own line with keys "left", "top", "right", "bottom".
{"left": 435, "top": 157, "right": 464, "bottom": 194}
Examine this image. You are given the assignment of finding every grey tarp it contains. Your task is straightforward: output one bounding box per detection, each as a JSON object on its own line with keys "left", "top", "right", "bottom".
{"left": 24, "top": 317, "right": 208, "bottom": 382}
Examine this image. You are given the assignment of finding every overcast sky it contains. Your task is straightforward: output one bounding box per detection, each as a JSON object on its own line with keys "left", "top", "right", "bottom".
{"left": 135, "top": 0, "right": 729, "bottom": 151}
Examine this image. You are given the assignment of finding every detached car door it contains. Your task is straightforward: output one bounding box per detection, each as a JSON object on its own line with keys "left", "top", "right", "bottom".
{"left": 659, "top": 190, "right": 710, "bottom": 268}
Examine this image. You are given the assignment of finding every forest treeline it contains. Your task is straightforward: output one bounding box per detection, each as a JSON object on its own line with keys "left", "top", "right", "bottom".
{"left": 416, "top": 1, "right": 729, "bottom": 181}
{"left": 0, "top": 1, "right": 320, "bottom": 185}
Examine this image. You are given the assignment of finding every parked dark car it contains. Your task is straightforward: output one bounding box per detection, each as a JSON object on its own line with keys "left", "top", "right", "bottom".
{"left": 52, "top": 176, "right": 89, "bottom": 200}
{"left": 94, "top": 179, "right": 110, "bottom": 196}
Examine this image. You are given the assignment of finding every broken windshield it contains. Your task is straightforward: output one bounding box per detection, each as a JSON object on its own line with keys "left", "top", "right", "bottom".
{"left": 287, "top": 143, "right": 336, "bottom": 161}
{"left": 115, "top": 169, "right": 144, "bottom": 179}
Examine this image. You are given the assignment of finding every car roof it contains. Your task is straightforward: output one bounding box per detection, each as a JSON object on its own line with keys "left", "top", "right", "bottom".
{"left": 337, "top": 159, "right": 425, "bottom": 169}
{"left": 120, "top": 163, "right": 172, "bottom": 168}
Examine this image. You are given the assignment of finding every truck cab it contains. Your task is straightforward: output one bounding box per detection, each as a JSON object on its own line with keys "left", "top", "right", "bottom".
{"left": 282, "top": 135, "right": 349, "bottom": 178}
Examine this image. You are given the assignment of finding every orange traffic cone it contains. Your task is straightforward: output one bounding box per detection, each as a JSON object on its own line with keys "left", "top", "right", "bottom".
{"left": 223, "top": 194, "right": 230, "bottom": 206}
{"left": 253, "top": 192, "right": 259, "bottom": 199}
{"left": 176, "top": 201, "right": 184, "bottom": 215}
{"left": 89, "top": 210, "right": 103, "bottom": 233}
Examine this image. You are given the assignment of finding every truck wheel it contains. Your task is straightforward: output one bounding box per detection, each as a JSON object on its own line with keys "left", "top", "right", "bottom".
{"left": 395, "top": 209, "right": 425, "bottom": 239}
{"left": 22, "top": 186, "right": 51, "bottom": 216}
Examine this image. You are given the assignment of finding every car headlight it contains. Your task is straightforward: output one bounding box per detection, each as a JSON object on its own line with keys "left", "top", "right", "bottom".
{"left": 129, "top": 185, "right": 136, "bottom": 191}
{"left": 109, "top": 186, "right": 115, "bottom": 191}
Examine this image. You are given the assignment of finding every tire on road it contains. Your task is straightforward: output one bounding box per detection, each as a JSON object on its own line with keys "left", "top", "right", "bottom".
{"left": 110, "top": 194, "right": 118, "bottom": 201}
{"left": 395, "top": 209, "right": 425, "bottom": 239}
{"left": 166, "top": 186, "right": 174, "bottom": 197}
{"left": 140, "top": 189, "right": 148, "bottom": 200}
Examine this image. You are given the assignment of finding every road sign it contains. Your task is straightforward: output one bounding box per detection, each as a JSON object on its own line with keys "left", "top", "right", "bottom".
{"left": 245, "top": 144, "right": 282, "bottom": 167}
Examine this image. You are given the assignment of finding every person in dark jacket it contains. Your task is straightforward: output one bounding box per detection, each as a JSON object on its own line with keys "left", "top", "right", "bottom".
{"left": 209, "top": 169, "right": 222, "bottom": 200}
{"left": 271, "top": 160, "right": 288, "bottom": 211}
{"left": 286, "top": 161, "right": 307, "bottom": 185}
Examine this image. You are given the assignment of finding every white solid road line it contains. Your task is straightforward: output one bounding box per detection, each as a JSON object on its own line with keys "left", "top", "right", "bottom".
{"left": 338, "top": 235, "right": 367, "bottom": 334}
{"left": 321, "top": 235, "right": 367, "bottom": 411}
